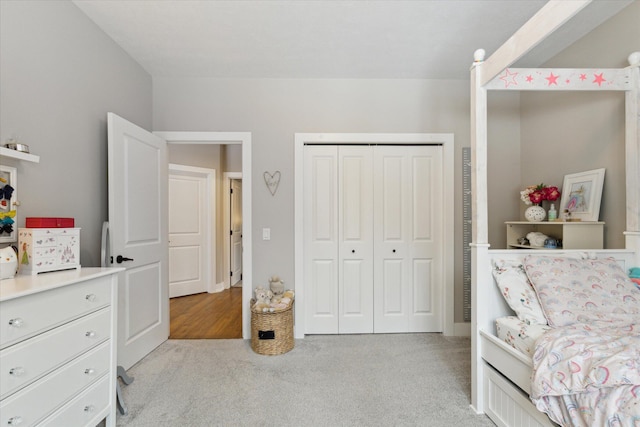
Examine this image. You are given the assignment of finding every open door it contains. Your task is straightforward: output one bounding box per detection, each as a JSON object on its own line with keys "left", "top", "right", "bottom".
{"left": 108, "top": 113, "right": 169, "bottom": 370}
{"left": 230, "top": 179, "right": 243, "bottom": 286}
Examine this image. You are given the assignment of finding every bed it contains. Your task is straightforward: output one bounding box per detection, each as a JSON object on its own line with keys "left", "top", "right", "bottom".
{"left": 469, "top": 2, "right": 640, "bottom": 426}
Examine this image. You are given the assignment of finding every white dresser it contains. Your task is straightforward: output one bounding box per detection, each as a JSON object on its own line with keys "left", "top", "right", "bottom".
{"left": 0, "top": 268, "right": 121, "bottom": 427}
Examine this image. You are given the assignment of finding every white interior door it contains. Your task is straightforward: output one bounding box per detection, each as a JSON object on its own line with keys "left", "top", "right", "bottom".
{"left": 230, "top": 179, "right": 243, "bottom": 286}
{"left": 168, "top": 164, "right": 214, "bottom": 298}
{"left": 304, "top": 145, "right": 339, "bottom": 333}
{"left": 108, "top": 113, "right": 169, "bottom": 370}
{"left": 373, "top": 145, "right": 443, "bottom": 333}
{"left": 338, "top": 146, "right": 373, "bottom": 333}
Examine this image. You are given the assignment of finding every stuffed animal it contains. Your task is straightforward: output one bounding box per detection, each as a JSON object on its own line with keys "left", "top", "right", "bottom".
{"left": 253, "top": 287, "right": 274, "bottom": 312}
{"left": 269, "top": 275, "right": 285, "bottom": 298}
{"left": 526, "top": 232, "right": 549, "bottom": 248}
{"left": 269, "top": 289, "right": 295, "bottom": 311}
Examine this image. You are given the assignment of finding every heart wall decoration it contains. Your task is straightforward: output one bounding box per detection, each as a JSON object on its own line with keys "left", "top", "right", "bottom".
{"left": 263, "top": 171, "right": 281, "bottom": 196}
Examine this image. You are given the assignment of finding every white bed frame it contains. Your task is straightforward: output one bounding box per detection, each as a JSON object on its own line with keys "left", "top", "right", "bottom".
{"left": 469, "top": 1, "right": 640, "bottom": 426}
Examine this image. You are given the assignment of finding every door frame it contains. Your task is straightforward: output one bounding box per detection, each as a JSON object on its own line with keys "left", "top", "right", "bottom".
{"left": 223, "top": 172, "right": 243, "bottom": 289}
{"left": 168, "top": 163, "right": 219, "bottom": 296}
{"left": 155, "top": 131, "right": 253, "bottom": 339}
{"left": 294, "top": 133, "right": 455, "bottom": 338}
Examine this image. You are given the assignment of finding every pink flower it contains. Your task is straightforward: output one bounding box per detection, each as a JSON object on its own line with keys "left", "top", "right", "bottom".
{"left": 545, "top": 186, "right": 560, "bottom": 201}
{"left": 521, "top": 183, "right": 561, "bottom": 205}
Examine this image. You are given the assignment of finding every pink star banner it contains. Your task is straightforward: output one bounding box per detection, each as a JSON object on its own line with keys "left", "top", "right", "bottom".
{"left": 485, "top": 68, "right": 630, "bottom": 91}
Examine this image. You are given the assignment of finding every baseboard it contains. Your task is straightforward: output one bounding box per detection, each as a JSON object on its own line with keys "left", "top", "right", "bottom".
{"left": 208, "top": 281, "right": 225, "bottom": 293}
{"left": 453, "top": 322, "right": 471, "bottom": 336}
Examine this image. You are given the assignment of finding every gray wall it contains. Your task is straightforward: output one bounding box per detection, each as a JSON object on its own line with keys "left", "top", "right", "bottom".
{"left": 518, "top": 1, "right": 639, "bottom": 249}
{"left": 154, "top": 78, "right": 521, "bottom": 323}
{"left": 0, "top": 1, "right": 152, "bottom": 266}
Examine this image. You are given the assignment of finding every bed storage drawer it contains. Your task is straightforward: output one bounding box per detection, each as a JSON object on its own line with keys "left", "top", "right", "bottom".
{"left": 483, "top": 362, "right": 556, "bottom": 427}
{"left": 480, "top": 329, "right": 533, "bottom": 395}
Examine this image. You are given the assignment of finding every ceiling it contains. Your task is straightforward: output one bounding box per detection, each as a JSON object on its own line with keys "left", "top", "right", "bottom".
{"left": 71, "top": 0, "right": 633, "bottom": 80}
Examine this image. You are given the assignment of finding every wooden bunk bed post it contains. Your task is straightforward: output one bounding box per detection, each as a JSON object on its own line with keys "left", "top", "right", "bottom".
{"left": 625, "top": 52, "right": 640, "bottom": 265}
{"left": 469, "top": 49, "right": 490, "bottom": 414}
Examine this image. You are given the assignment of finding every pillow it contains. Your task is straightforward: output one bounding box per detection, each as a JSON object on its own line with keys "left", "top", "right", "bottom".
{"left": 523, "top": 255, "right": 640, "bottom": 327}
{"left": 492, "top": 259, "right": 547, "bottom": 325}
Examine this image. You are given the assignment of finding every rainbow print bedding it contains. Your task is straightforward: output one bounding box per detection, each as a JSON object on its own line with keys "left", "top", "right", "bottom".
{"left": 523, "top": 255, "right": 640, "bottom": 426}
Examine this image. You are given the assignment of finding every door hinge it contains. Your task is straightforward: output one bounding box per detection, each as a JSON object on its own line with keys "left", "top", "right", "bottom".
{"left": 230, "top": 188, "right": 233, "bottom": 194}
{"left": 230, "top": 230, "right": 233, "bottom": 236}
{"left": 241, "top": 273, "right": 243, "bottom": 280}
{"left": 230, "top": 271, "right": 233, "bottom": 277}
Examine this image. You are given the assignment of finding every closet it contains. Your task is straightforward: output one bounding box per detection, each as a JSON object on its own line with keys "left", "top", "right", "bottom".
{"left": 304, "top": 144, "right": 443, "bottom": 334}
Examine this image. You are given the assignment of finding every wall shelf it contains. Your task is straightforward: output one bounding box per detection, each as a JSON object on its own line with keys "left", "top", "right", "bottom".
{"left": 0, "top": 146, "right": 40, "bottom": 163}
{"left": 506, "top": 221, "right": 604, "bottom": 249}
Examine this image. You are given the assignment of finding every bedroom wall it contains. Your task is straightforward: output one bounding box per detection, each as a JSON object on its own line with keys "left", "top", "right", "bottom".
{"left": 154, "top": 78, "right": 521, "bottom": 325}
{"left": 519, "top": 1, "right": 639, "bottom": 249}
{"left": 0, "top": 0, "right": 152, "bottom": 266}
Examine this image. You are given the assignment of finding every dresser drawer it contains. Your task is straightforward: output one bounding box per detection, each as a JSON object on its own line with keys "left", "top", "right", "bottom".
{"left": 38, "top": 374, "right": 110, "bottom": 427}
{"left": 0, "top": 308, "right": 111, "bottom": 399}
{"left": 0, "top": 275, "right": 111, "bottom": 349}
{"left": 0, "top": 341, "right": 111, "bottom": 427}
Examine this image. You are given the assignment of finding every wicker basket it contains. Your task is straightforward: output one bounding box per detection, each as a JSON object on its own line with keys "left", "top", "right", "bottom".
{"left": 250, "top": 299, "right": 294, "bottom": 355}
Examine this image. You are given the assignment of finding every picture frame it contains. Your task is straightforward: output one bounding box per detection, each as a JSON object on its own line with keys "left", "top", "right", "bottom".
{"left": 0, "top": 165, "right": 18, "bottom": 243}
{"left": 559, "top": 168, "right": 605, "bottom": 222}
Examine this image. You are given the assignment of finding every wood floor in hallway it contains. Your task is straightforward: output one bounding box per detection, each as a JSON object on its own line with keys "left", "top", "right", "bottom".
{"left": 170, "top": 287, "right": 243, "bottom": 339}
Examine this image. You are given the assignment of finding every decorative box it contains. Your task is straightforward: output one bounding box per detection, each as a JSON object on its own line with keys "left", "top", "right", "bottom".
{"left": 25, "top": 217, "right": 75, "bottom": 228}
{"left": 18, "top": 228, "right": 81, "bottom": 275}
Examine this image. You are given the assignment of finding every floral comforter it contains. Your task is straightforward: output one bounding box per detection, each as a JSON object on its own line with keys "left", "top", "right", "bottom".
{"left": 530, "top": 321, "right": 640, "bottom": 427}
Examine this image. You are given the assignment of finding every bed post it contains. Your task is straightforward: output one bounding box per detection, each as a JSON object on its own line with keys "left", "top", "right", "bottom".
{"left": 625, "top": 52, "right": 640, "bottom": 266}
{"left": 470, "top": 48, "right": 490, "bottom": 414}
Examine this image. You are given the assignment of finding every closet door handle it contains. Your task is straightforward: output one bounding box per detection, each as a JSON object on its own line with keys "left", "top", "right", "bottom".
{"left": 351, "top": 250, "right": 355, "bottom": 253}
{"left": 392, "top": 249, "right": 396, "bottom": 253}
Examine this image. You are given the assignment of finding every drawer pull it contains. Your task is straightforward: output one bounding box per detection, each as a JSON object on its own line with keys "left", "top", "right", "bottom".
{"left": 9, "top": 367, "right": 25, "bottom": 377}
{"left": 7, "top": 416, "right": 23, "bottom": 425}
{"left": 84, "top": 405, "right": 96, "bottom": 413}
{"left": 85, "top": 368, "right": 96, "bottom": 375}
{"left": 85, "top": 294, "right": 97, "bottom": 302}
{"left": 85, "top": 331, "right": 97, "bottom": 338}
{"left": 8, "top": 318, "right": 24, "bottom": 328}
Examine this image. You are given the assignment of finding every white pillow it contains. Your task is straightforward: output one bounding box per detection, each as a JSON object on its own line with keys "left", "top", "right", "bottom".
{"left": 492, "top": 259, "right": 547, "bottom": 325}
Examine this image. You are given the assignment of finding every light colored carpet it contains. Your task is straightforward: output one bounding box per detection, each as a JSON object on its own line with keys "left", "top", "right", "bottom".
{"left": 116, "top": 334, "right": 495, "bottom": 426}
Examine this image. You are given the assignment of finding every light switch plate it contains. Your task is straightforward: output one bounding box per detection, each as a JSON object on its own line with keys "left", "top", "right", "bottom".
{"left": 262, "top": 228, "right": 271, "bottom": 240}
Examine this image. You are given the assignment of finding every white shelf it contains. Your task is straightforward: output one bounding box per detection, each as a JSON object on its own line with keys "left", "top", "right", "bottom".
{"left": 505, "top": 221, "right": 604, "bottom": 250}
{"left": 0, "top": 146, "right": 40, "bottom": 163}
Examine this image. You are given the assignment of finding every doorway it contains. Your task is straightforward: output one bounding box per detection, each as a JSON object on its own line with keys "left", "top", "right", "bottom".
{"left": 224, "top": 172, "right": 243, "bottom": 289}
{"left": 156, "top": 131, "right": 253, "bottom": 339}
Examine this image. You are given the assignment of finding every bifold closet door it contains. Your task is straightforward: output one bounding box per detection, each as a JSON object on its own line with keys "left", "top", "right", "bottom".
{"left": 373, "top": 146, "right": 443, "bottom": 333}
{"left": 304, "top": 145, "right": 374, "bottom": 334}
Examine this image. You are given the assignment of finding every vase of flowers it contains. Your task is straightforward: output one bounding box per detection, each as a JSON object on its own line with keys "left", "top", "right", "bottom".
{"left": 520, "top": 183, "right": 561, "bottom": 222}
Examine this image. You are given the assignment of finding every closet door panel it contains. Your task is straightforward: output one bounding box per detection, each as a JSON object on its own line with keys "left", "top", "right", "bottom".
{"left": 407, "top": 147, "right": 443, "bottom": 332}
{"left": 338, "top": 147, "right": 373, "bottom": 333}
{"left": 373, "top": 146, "right": 443, "bottom": 333}
{"left": 373, "top": 149, "right": 410, "bottom": 333}
{"left": 304, "top": 146, "right": 339, "bottom": 334}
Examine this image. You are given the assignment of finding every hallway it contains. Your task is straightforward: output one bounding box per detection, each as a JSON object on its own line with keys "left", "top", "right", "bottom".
{"left": 169, "top": 287, "right": 243, "bottom": 339}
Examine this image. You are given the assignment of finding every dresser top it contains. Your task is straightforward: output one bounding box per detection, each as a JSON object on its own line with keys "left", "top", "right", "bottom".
{"left": 0, "top": 267, "right": 123, "bottom": 302}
